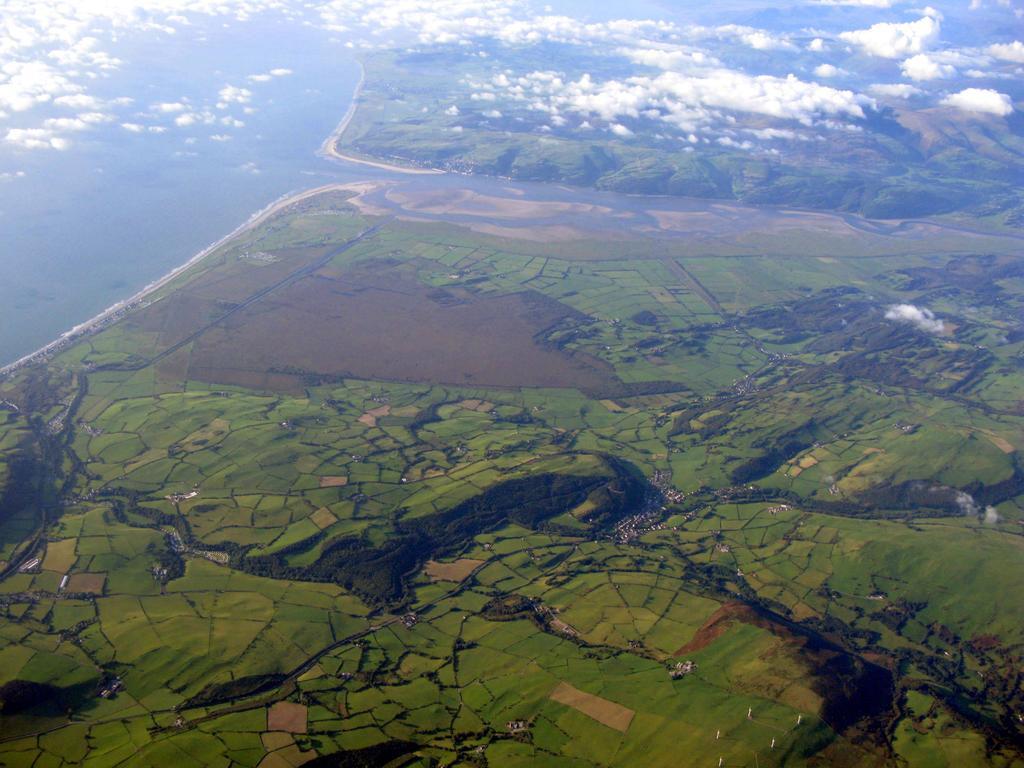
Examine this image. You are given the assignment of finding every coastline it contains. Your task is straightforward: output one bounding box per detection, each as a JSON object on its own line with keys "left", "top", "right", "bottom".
{"left": 317, "top": 60, "right": 442, "bottom": 176}
{"left": 1, "top": 57, "right": 441, "bottom": 381}
{"left": 0, "top": 183, "right": 354, "bottom": 379}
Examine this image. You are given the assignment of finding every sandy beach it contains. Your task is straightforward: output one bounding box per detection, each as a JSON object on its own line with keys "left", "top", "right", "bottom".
{"left": 317, "top": 61, "right": 441, "bottom": 176}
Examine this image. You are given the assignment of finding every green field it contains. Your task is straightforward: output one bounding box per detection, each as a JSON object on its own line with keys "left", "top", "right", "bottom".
{"left": 0, "top": 187, "right": 1022, "bottom": 767}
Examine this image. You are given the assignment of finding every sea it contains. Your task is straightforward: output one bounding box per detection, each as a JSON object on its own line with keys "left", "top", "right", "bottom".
{"left": 0, "top": 15, "right": 367, "bottom": 366}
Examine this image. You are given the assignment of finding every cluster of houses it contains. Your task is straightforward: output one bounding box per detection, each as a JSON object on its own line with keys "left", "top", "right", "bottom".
{"left": 612, "top": 471, "right": 690, "bottom": 543}
{"left": 98, "top": 677, "right": 124, "bottom": 699}
{"left": 650, "top": 469, "right": 687, "bottom": 504}
{"left": 238, "top": 250, "right": 278, "bottom": 263}
{"left": 162, "top": 526, "right": 228, "bottom": 565}
{"left": 165, "top": 489, "right": 199, "bottom": 504}
{"left": 614, "top": 513, "right": 666, "bottom": 543}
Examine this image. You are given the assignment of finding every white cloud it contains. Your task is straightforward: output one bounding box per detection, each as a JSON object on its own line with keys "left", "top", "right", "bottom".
{"left": 42, "top": 117, "right": 89, "bottom": 132}
{"left": 717, "top": 135, "right": 753, "bottom": 149}
{"left": 970, "top": 0, "right": 1021, "bottom": 8}
{"left": 885, "top": 304, "right": 945, "bottom": 334}
{"left": 48, "top": 36, "right": 121, "bottom": 70}
{"left": 42, "top": 113, "right": 110, "bottom": 131}
{"left": 153, "top": 101, "right": 188, "bottom": 113}
{"left": 5, "top": 127, "right": 71, "bottom": 150}
{"left": 248, "top": 67, "right": 293, "bottom": 82}
{"left": 0, "top": 60, "right": 80, "bottom": 114}
{"left": 121, "top": 122, "right": 145, "bottom": 132}
{"left": 815, "top": 0, "right": 893, "bottom": 5}
{"left": 316, "top": 0, "right": 685, "bottom": 49}
{"left": 53, "top": 94, "right": 101, "bottom": 109}
{"left": 964, "top": 69, "right": 1008, "bottom": 79}
{"left": 610, "top": 123, "right": 633, "bottom": 136}
{"left": 807, "top": 38, "right": 825, "bottom": 52}
{"left": 901, "top": 53, "right": 956, "bottom": 80}
{"left": 869, "top": 82, "right": 922, "bottom": 98}
{"left": 839, "top": 16, "right": 940, "bottom": 58}
{"left": 216, "top": 85, "right": 252, "bottom": 108}
{"left": 746, "top": 127, "right": 800, "bottom": 140}
{"left": 987, "top": 40, "right": 1024, "bottom": 63}
{"left": 940, "top": 87, "right": 1014, "bottom": 116}
{"left": 712, "top": 25, "right": 795, "bottom": 51}
{"left": 493, "top": 69, "right": 874, "bottom": 135}
{"left": 813, "top": 63, "right": 845, "bottom": 78}
{"left": 618, "top": 46, "right": 717, "bottom": 71}
{"left": 955, "top": 490, "right": 978, "bottom": 516}
{"left": 0, "top": 0, "right": 290, "bottom": 155}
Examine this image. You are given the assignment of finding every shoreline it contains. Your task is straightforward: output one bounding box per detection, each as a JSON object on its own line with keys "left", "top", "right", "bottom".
{"left": 1, "top": 56, "right": 437, "bottom": 381}
{"left": 317, "top": 60, "right": 442, "bottom": 176}
{"left": 0, "top": 183, "right": 354, "bottom": 379}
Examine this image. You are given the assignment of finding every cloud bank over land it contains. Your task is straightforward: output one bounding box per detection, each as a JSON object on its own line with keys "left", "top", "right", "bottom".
{"left": 0, "top": 0, "right": 1020, "bottom": 157}
{"left": 482, "top": 68, "right": 873, "bottom": 136}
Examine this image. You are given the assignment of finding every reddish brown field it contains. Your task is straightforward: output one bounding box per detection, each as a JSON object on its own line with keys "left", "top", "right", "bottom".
{"left": 66, "top": 573, "right": 106, "bottom": 594}
{"left": 423, "top": 558, "right": 484, "bottom": 582}
{"left": 267, "top": 701, "right": 308, "bottom": 733}
{"left": 358, "top": 405, "right": 390, "bottom": 426}
{"left": 122, "top": 245, "right": 339, "bottom": 354}
{"left": 186, "top": 269, "right": 617, "bottom": 392}
{"left": 549, "top": 682, "right": 634, "bottom": 732}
